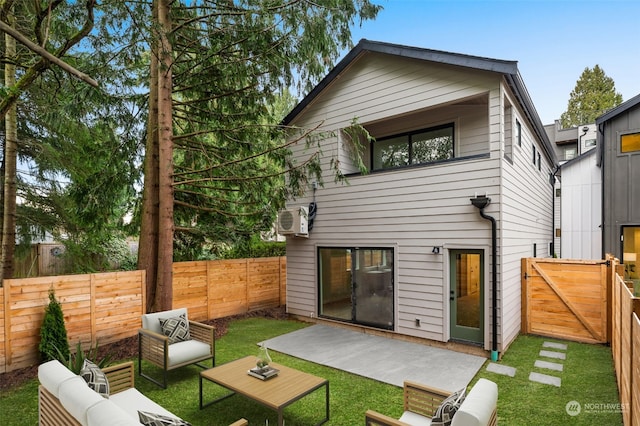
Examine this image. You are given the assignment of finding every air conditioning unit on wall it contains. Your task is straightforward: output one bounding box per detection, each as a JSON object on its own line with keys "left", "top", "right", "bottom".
{"left": 277, "top": 206, "right": 308, "bottom": 236}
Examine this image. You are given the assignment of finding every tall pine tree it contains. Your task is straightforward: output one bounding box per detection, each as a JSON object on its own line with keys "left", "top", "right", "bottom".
{"left": 560, "top": 65, "right": 623, "bottom": 128}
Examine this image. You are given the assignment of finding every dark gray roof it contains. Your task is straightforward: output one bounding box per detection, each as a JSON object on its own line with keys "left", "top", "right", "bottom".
{"left": 283, "top": 39, "right": 557, "bottom": 165}
{"left": 596, "top": 92, "right": 640, "bottom": 124}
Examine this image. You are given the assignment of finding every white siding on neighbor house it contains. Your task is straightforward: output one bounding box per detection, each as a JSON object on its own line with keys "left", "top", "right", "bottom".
{"left": 560, "top": 152, "right": 602, "bottom": 260}
{"left": 554, "top": 182, "right": 561, "bottom": 257}
{"left": 499, "top": 86, "right": 555, "bottom": 348}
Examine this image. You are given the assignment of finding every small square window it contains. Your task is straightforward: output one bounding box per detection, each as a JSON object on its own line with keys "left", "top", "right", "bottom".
{"left": 556, "top": 188, "right": 561, "bottom": 197}
{"left": 621, "top": 133, "right": 640, "bottom": 153}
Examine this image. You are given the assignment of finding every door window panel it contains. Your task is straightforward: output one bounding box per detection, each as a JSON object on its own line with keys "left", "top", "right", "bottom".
{"left": 622, "top": 227, "right": 639, "bottom": 286}
{"left": 449, "top": 250, "right": 484, "bottom": 344}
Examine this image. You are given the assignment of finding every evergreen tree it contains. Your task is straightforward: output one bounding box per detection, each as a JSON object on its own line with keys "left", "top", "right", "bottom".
{"left": 138, "top": 0, "right": 381, "bottom": 312}
{"left": 39, "top": 289, "right": 70, "bottom": 362}
{"left": 560, "top": 65, "right": 623, "bottom": 128}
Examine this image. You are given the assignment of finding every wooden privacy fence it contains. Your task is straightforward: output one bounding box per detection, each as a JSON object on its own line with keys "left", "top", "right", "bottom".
{"left": 0, "top": 257, "right": 286, "bottom": 373}
{"left": 611, "top": 272, "right": 640, "bottom": 426}
{"left": 523, "top": 255, "right": 639, "bottom": 425}
{"left": 521, "top": 257, "right": 608, "bottom": 343}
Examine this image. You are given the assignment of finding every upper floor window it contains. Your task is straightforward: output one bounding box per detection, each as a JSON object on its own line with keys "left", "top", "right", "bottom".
{"left": 621, "top": 132, "right": 640, "bottom": 153}
{"left": 372, "top": 123, "right": 454, "bottom": 171}
{"left": 516, "top": 119, "right": 522, "bottom": 147}
{"left": 564, "top": 146, "right": 577, "bottom": 161}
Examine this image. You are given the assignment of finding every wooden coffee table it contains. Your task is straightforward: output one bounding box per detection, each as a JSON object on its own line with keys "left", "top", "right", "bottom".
{"left": 200, "top": 356, "right": 329, "bottom": 425}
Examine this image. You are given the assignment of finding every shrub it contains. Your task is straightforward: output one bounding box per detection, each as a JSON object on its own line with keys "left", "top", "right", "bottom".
{"left": 39, "top": 288, "right": 70, "bottom": 362}
{"left": 59, "top": 340, "right": 113, "bottom": 374}
{"left": 216, "top": 237, "right": 285, "bottom": 259}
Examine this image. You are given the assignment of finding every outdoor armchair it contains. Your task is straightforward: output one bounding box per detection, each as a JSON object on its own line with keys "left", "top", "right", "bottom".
{"left": 138, "top": 307, "right": 215, "bottom": 388}
{"left": 365, "top": 378, "right": 497, "bottom": 426}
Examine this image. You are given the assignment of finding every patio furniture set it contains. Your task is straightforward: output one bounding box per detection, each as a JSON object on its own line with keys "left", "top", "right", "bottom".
{"left": 37, "top": 307, "right": 498, "bottom": 425}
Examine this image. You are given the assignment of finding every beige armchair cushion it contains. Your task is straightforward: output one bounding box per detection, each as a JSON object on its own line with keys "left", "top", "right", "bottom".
{"left": 141, "top": 308, "right": 188, "bottom": 334}
{"left": 166, "top": 340, "right": 211, "bottom": 367}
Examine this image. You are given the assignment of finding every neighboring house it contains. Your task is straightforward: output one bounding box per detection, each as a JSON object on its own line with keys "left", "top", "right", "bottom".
{"left": 545, "top": 120, "right": 597, "bottom": 163}
{"left": 597, "top": 93, "right": 640, "bottom": 280}
{"left": 557, "top": 149, "right": 602, "bottom": 259}
{"left": 280, "top": 40, "right": 557, "bottom": 359}
{"left": 544, "top": 121, "right": 597, "bottom": 257}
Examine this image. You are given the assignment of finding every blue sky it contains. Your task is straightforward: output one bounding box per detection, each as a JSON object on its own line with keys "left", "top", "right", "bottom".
{"left": 343, "top": 0, "right": 640, "bottom": 124}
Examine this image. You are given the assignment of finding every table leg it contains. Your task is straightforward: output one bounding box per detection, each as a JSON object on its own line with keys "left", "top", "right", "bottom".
{"left": 199, "top": 376, "right": 236, "bottom": 409}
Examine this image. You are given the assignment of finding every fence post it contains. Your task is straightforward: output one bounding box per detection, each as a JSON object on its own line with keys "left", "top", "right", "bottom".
{"left": 4, "top": 281, "right": 11, "bottom": 367}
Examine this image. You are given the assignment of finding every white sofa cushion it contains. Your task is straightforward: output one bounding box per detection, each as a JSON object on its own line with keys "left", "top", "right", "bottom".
{"left": 38, "top": 359, "right": 77, "bottom": 398}
{"left": 58, "top": 376, "right": 105, "bottom": 426}
{"left": 399, "top": 410, "right": 433, "bottom": 426}
{"left": 167, "top": 339, "right": 211, "bottom": 367}
{"left": 86, "top": 399, "right": 138, "bottom": 426}
{"left": 451, "top": 379, "right": 498, "bottom": 426}
{"left": 110, "top": 388, "right": 179, "bottom": 421}
{"left": 142, "top": 308, "right": 188, "bottom": 335}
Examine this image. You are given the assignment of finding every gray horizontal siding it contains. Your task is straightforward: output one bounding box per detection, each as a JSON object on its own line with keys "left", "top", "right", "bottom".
{"left": 285, "top": 52, "right": 550, "bottom": 352}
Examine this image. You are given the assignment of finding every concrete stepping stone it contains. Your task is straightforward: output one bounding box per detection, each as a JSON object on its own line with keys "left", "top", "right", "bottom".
{"left": 486, "top": 362, "right": 516, "bottom": 377}
{"left": 539, "top": 350, "right": 566, "bottom": 360}
{"left": 535, "top": 360, "right": 564, "bottom": 372}
{"left": 529, "top": 372, "right": 561, "bottom": 387}
{"left": 543, "top": 341, "right": 568, "bottom": 351}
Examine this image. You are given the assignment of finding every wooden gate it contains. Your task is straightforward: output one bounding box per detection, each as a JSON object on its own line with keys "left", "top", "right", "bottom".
{"left": 521, "top": 258, "right": 608, "bottom": 343}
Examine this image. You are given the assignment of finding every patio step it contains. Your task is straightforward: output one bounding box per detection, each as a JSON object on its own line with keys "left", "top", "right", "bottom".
{"left": 529, "top": 341, "right": 567, "bottom": 387}
{"left": 529, "top": 371, "right": 562, "bottom": 387}
{"left": 484, "top": 340, "right": 567, "bottom": 387}
{"left": 486, "top": 362, "right": 516, "bottom": 377}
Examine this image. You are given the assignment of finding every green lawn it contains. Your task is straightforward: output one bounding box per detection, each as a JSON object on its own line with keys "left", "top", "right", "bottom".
{"left": 0, "top": 317, "right": 622, "bottom": 425}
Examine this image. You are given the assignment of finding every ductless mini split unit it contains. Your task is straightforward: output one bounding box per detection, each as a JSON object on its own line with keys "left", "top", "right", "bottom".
{"left": 277, "top": 206, "right": 309, "bottom": 237}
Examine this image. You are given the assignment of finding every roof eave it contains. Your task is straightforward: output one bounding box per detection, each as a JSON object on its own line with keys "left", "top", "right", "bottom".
{"left": 282, "top": 39, "right": 558, "bottom": 167}
{"left": 504, "top": 72, "right": 558, "bottom": 166}
{"left": 596, "top": 92, "right": 640, "bottom": 124}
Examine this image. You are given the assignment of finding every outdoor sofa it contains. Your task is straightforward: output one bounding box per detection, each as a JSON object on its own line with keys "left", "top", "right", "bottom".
{"left": 365, "top": 378, "right": 498, "bottom": 426}
{"left": 38, "top": 359, "right": 247, "bottom": 426}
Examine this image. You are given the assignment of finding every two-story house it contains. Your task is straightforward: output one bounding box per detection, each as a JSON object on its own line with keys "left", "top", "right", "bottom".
{"left": 598, "top": 93, "right": 640, "bottom": 281}
{"left": 280, "top": 40, "right": 557, "bottom": 359}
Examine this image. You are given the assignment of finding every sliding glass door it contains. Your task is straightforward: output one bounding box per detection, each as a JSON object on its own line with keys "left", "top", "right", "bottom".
{"left": 318, "top": 247, "right": 394, "bottom": 330}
